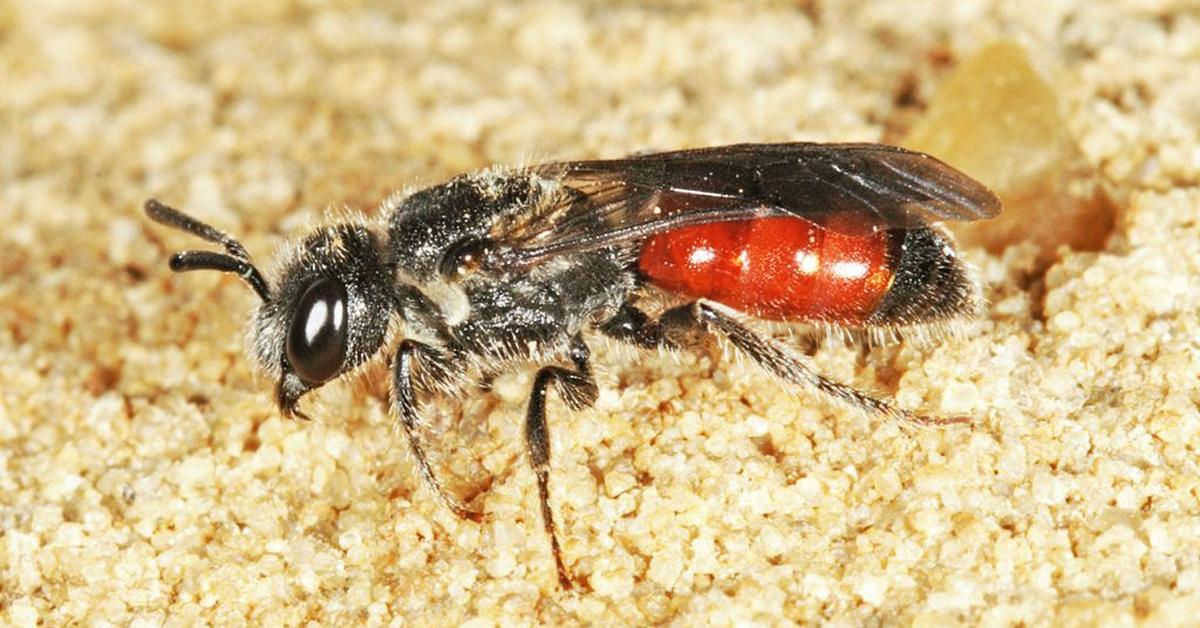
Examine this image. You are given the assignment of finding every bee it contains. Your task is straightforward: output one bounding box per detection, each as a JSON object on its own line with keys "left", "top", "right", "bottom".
{"left": 145, "top": 142, "right": 999, "bottom": 589}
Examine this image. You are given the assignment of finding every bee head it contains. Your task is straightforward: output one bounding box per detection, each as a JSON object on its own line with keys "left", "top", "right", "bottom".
{"left": 145, "top": 200, "right": 393, "bottom": 418}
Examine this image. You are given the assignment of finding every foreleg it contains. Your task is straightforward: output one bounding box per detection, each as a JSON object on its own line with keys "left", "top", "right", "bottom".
{"left": 392, "top": 339, "right": 481, "bottom": 521}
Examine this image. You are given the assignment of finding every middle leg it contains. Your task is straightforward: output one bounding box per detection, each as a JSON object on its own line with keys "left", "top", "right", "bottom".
{"left": 525, "top": 334, "right": 598, "bottom": 589}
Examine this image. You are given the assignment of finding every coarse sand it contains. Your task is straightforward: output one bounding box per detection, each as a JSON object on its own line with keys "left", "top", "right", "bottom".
{"left": 3, "top": 1, "right": 1200, "bottom": 625}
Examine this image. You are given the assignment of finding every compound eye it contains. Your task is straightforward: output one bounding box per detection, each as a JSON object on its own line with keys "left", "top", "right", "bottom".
{"left": 286, "top": 276, "right": 348, "bottom": 385}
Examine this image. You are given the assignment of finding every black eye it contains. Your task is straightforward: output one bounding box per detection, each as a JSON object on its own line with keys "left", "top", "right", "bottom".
{"left": 286, "top": 277, "right": 348, "bottom": 385}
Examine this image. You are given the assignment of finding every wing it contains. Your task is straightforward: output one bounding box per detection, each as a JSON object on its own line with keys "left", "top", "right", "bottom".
{"left": 495, "top": 142, "right": 1000, "bottom": 269}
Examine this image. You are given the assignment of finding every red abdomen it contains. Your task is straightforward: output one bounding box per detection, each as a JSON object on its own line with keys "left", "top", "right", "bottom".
{"left": 637, "top": 215, "right": 897, "bottom": 324}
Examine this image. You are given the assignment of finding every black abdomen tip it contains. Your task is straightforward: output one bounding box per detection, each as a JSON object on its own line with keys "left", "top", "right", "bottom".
{"left": 868, "top": 227, "right": 979, "bottom": 327}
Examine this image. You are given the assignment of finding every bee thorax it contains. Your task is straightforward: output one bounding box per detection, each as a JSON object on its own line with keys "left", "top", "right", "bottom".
{"left": 421, "top": 280, "right": 472, "bottom": 327}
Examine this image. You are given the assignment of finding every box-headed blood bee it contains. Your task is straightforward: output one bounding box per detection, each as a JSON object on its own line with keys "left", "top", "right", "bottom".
{"left": 145, "top": 142, "right": 999, "bottom": 589}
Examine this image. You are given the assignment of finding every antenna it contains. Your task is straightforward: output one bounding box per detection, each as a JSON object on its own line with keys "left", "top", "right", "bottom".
{"left": 144, "top": 199, "right": 271, "bottom": 301}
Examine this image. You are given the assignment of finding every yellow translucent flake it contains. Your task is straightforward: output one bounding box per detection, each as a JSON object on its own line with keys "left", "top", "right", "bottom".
{"left": 905, "top": 41, "right": 1115, "bottom": 260}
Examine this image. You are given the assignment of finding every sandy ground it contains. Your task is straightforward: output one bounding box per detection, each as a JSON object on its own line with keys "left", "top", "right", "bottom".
{"left": 3, "top": 1, "right": 1200, "bottom": 625}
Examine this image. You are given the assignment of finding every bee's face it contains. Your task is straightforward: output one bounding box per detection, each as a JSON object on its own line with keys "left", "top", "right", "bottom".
{"left": 251, "top": 223, "right": 394, "bottom": 416}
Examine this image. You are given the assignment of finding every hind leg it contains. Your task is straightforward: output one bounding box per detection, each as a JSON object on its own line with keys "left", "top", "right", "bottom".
{"left": 600, "top": 300, "right": 967, "bottom": 426}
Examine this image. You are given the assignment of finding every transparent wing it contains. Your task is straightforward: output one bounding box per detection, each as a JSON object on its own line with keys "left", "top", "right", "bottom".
{"left": 495, "top": 142, "right": 999, "bottom": 269}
